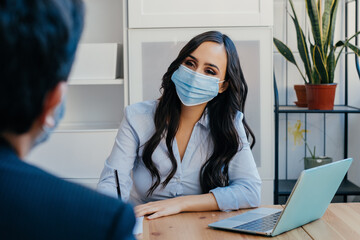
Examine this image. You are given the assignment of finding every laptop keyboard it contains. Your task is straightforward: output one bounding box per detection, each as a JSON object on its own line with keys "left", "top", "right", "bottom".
{"left": 234, "top": 211, "right": 282, "bottom": 233}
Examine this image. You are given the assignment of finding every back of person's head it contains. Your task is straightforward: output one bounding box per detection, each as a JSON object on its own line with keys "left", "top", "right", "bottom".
{"left": 0, "top": 0, "right": 84, "bottom": 134}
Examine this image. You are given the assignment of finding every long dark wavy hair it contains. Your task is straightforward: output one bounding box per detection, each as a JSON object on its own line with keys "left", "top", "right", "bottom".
{"left": 142, "top": 31, "right": 255, "bottom": 196}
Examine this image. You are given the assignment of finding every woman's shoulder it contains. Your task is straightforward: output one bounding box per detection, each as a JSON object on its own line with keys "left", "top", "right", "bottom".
{"left": 125, "top": 100, "right": 158, "bottom": 119}
{"left": 234, "top": 110, "right": 244, "bottom": 122}
{"left": 234, "top": 111, "right": 247, "bottom": 136}
{"left": 233, "top": 111, "right": 251, "bottom": 146}
{"left": 123, "top": 100, "right": 158, "bottom": 141}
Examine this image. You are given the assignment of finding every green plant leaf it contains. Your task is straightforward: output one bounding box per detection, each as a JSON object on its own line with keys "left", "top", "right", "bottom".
{"left": 308, "top": 38, "right": 319, "bottom": 84}
{"left": 273, "top": 37, "right": 307, "bottom": 83}
{"left": 334, "top": 31, "right": 360, "bottom": 48}
{"left": 313, "top": 45, "right": 329, "bottom": 83}
{"left": 324, "top": 0, "right": 339, "bottom": 54}
{"left": 318, "top": 0, "right": 322, "bottom": 32}
{"left": 334, "top": 31, "right": 360, "bottom": 66}
{"left": 329, "top": 0, "right": 339, "bottom": 47}
{"left": 347, "top": 43, "right": 360, "bottom": 56}
{"left": 322, "top": 0, "right": 336, "bottom": 53}
{"left": 336, "top": 41, "right": 360, "bottom": 56}
{"left": 309, "top": 34, "right": 315, "bottom": 58}
{"left": 327, "top": 46, "right": 335, "bottom": 83}
{"left": 288, "top": 0, "right": 313, "bottom": 84}
{"left": 335, "top": 40, "right": 343, "bottom": 47}
{"left": 305, "top": 0, "right": 323, "bottom": 50}
{"left": 273, "top": 38, "right": 297, "bottom": 64}
{"left": 313, "top": 146, "right": 316, "bottom": 159}
{"left": 290, "top": 16, "right": 313, "bottom": 84}
{"left": 312, "top": 70, "right": 320, "bottom": 84}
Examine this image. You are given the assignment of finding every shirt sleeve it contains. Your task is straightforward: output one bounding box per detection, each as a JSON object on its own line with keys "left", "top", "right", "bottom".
{"left": 97, "top": 106, "right": 139, "bottom": 201}
{"left": 210, "top": 112, "right": 262, "bottom": 211}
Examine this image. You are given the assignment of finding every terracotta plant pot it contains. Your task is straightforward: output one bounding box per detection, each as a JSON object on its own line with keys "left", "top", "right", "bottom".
{"left": 294, "top": 85, "right": 307, "bottom": 107}
{"left": 305, "top": 83, "right": 337, "bottom": 110}
{"left": 304, "top": 156, "right": 332, "bottom": 170}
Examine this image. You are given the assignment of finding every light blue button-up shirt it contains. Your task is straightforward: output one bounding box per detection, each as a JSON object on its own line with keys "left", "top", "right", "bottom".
{"left": 97, "top": 100, "right": 261, "bottom": 211}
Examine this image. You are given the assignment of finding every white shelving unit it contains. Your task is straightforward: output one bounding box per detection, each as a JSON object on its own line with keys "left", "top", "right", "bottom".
{"left": 27, "top": 0, "right": 126, "bottom": 190}
{"left": 28, "top": 0, "right": 275, "bottom": 204}
{"left": 68, "top": 79, "right": 124, "bottom": 86}
{"left": 128, "top": 0, "right": 273, "bottom": 28}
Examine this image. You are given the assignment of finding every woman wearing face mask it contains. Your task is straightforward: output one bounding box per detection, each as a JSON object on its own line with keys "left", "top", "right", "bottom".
{"left": 97, "top": 31, "right": 261, "bottom": 219}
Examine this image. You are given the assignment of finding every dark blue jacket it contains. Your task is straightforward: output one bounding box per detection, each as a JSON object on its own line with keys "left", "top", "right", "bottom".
{"left": 0, "top": 139, "right": 135, "bottom": 240}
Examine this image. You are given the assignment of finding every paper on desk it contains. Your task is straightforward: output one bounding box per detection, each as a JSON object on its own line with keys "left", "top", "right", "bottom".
{"left": 133, "top": 216, "right": 143, "bottom": 235}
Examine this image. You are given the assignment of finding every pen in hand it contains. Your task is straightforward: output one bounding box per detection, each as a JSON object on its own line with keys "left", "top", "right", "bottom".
{"left": 114, "top": 169, "right": 121, "bottom": 199}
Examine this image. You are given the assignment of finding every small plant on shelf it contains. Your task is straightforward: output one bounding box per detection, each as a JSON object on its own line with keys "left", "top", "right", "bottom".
{"left": 288, "top": 120, "right": 332, "bottom": 169}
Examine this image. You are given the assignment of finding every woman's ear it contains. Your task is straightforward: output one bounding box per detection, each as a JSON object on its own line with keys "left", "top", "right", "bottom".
{"left": 219, "top": 80, "right": 229, "bottom": 93}
{"left": 38, "top": 82, "right": 67, "bottom": 128}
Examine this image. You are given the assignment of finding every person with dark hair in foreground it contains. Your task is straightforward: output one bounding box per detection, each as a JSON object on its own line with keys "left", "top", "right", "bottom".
{"left": 0, "top": 0, "right": 135, "bottom": 239}
{"left": 98, "top": 31, "right": 261, "bottom": 220}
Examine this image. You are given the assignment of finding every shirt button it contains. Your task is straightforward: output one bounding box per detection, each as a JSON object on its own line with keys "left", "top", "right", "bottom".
{"left": 176, "top": 178, "right": 181, "bottom": 183}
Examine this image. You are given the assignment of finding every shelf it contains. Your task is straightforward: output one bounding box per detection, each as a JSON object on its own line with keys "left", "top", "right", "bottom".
{"left": 55, "top": 122, "right": 120, "bottom": 132}
{"left": 276, "top": 105, "right": 360, "bottom": 114}
{"left": 278, "top": 179, "right": 360, "bottom": 196}
{"left": 273, "top": 1, "right": 360, "bottom": 204}
{"left": 68, "top": 78, "right": 124, "bottom": 85}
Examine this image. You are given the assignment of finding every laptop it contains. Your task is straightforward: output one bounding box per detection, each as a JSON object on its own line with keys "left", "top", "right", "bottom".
{"left": 209, "top": 158, "right": 353, "bottom": 237}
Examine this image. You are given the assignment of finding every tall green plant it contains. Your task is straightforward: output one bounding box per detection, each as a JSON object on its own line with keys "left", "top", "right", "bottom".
{"left": 274, "top": 0, "right": 360, "bottom": 84}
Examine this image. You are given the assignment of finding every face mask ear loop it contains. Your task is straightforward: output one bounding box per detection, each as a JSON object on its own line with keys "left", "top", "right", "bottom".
{"left": 218, "top": 80, "right": 226, "bottom": 83}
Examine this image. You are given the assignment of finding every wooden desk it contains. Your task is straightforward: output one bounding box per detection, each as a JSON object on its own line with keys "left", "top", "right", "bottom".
{"left": 137, "top": 203, "right": 360, "bottom": 240}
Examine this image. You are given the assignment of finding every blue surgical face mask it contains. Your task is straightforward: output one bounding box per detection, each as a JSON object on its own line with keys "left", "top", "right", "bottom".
{"left": 32, "top": 99, "right": 66, "bottom": 148}
{"left": 171, "top": 64, "right": 225, "bottom": 106}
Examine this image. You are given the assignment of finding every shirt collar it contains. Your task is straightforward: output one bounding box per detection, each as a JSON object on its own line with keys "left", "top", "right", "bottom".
{"left": 197, "top": 108, "right": 210, "bottom": 129}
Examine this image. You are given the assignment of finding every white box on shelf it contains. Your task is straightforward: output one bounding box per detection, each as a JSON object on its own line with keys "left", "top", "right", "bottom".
{"left": 69, "top": 43, "right": 123, "bottom": 80}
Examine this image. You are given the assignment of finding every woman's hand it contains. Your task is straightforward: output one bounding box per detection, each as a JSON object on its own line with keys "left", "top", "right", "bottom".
{"left": 134, "top": 193, "right": 219, "bottom": 220}
{"left": 135, "top": 197, "right": 185, "bottom": 219}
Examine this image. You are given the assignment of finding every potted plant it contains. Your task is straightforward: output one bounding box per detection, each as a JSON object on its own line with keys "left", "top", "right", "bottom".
{"left": 294, "top": 84, "right": 307, "bottom": 107}
{"left": 289, "top": 120, "right": 332, "bottom": 169}
{"left": 274, "top": 0, "right": 360, "bottom": 110}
